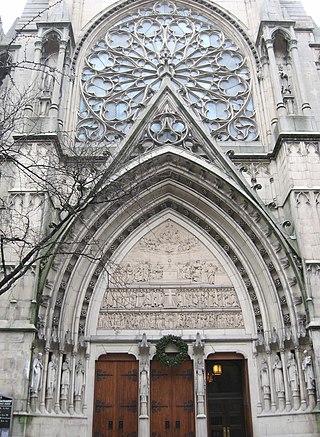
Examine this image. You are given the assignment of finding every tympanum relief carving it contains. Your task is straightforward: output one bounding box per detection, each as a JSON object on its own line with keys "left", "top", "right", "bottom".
{"left": 98, "top": 220, "right": 244, "bottom": 330}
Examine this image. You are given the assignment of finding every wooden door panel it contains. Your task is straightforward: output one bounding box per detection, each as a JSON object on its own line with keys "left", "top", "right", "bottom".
{"left": 172, "top": 362, "right": 195, "bottom": 437}
{"left": 118, "top": 362, "right": 138, "bottom": 436}
{"left": 151, "top": 362, "right": 171, "bottom": 437}
{"left": 93, "top": 358, "right": 138, "bottom": 437}
{"left": 151, "top": 360, "right": 195, "bottom": 437}
{"left": 93, "top": 362, "right": 115, "bottom": 437}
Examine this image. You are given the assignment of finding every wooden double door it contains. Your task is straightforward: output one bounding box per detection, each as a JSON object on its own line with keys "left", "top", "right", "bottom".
{"left": 93, "top": 355, "right": 195, "bottom": 437}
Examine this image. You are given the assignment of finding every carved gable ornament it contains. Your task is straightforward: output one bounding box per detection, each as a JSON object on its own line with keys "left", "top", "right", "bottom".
{"left": 98, "top": 219, "right": 244, "bottom": 330}
{"left": 77, "top": 0, "right": 258, "bottom": 150}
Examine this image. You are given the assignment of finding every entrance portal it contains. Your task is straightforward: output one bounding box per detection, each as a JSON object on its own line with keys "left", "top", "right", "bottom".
{"left": 150, "top": 359, "right": 195, "bottom": 437}
{"left": 206, "top": 355, "right": 251, "bottom": 437}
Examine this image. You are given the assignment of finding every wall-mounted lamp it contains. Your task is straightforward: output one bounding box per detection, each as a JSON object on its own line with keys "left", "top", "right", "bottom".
{"left": 206, "top": 363, "right": 223, "bottom": 383}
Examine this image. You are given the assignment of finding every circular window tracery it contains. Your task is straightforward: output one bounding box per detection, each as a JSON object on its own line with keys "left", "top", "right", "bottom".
{"left": 77, "top": 0, "right": 258, "bottom": 145}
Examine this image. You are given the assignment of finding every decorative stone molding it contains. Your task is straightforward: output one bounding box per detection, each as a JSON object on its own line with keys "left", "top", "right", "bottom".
{"left": 40, "top": 154, "right": 304, "bottom": 351}
{"left": 98, "top": 310, "right": 244, "bottom": 330}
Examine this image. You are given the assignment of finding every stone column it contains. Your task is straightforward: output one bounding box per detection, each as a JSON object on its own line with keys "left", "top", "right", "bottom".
{"left": 49, "top": 39, "right": 68, "bottom": 121}
{"left": 193, "top": 333, "right": 206, "bottom": 437}
{"left": 264, "top": 37, "right": 287, "bottom": 117}
{"left": 295, "top": 348, "right": 307, "bottom": 410}
{"left": 288, "top": 33, "right": 312, "bottom": 115}
{"left": 24, "top": 39, "right": 42, "bottom": 117}
{"left": 138, "top": 334, "right": 150, "bottom": 437}
{"left": 280, "top": 350, "right": 291, "bottom": 411}
{"left": 68, "top": 353, "right": 76, "bottom": 415}
{"left": 267, "top": 353, "right": 277, "bottom": 412}
{"left": 39, "top": 349, "right": 49, "bottom": 413}
{"left": 82, "top": 351, "right": 90, "bottom": 415}
{"left": 54, "top": 352, "right": 63, "bottom": 414}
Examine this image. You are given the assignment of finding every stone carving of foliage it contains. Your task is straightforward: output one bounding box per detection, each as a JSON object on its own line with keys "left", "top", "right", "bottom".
{"left": 77, "top": 0, "right": 258, "bottom": 146}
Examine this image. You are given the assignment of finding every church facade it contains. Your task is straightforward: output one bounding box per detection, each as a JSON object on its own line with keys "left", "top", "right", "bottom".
{"left": 1, "top": 0, "right": 320, "bottom": 436}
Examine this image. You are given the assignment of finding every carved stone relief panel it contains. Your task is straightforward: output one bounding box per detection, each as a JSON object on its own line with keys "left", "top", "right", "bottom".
{"left": 101, "top": 287, "right": 240, "bottom": 310}
{"left": 98, "top": 310, "right": 244, "bottom": 330}
{"left": 109, "top": 219, "right": 232, "bottom": 286}
{"left": 98, "top": 219, "right": 244, "bottom": 330}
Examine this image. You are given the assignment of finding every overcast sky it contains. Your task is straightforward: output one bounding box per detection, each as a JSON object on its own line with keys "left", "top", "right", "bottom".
{"left": 1, "top": 0, "right": 320, "bottom": 33}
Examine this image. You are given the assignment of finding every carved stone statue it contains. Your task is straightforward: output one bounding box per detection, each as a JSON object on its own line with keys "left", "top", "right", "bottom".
{"left": 30, "top": 352, "right": 43, "bottom": 394}
{"left": 273, "top": 355, "right": 284, "bottom": 393}
{"left": 287, "top": 352, "right": 299, "bottom": 392}
{"left": 74, "top": 359, "right": 85, "bottom": 397}
{"left": 60, "top": 357, "right": 70, "bottom": 398}
{"left": 46, "top": 354, "right": 57, "bottom": 397}
{"left": 302, "top": 350, "right": 315, "bottom": 391}
{"left": 140, "top": 365, "right": 149, "bottom": 416}
{"left": 195, "top": 358, "right": 206, "bottom": 416}
{"left": 196, "top": 366, "right": 205, "bottom": 396}
{"left": 260, "top": 359, "right": 270, "bottom": 394}
{"left": 140, "top": 368, "right": 148, "bottom": 397}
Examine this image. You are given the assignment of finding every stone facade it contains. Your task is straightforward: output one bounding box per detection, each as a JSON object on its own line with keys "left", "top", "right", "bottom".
{"left": 0, "top": 0, "right": 320, "bottom": 436}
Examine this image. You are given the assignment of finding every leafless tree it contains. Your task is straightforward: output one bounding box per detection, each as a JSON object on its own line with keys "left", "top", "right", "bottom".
{"left": 0, "top": 3, "right": 135, "bottom": 295}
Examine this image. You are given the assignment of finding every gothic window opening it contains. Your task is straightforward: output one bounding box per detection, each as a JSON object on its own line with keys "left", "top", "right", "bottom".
{"left": 76, "top": 0, "right": 259, "bottom": 147}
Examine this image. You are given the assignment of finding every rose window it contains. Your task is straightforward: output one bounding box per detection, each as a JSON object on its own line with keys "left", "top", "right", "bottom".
{"left": 77, "top": 1, "right": 258, "bottom": 145}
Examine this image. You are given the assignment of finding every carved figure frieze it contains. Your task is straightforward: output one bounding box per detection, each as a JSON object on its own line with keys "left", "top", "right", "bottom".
{"left": 98, "top": 310, "right": 244, "bottom": 330}
{"left": 111, "top": 220, "right": 232, "bottom": 286}
{"left": 101, "top": 287, "right": 240, "bottom": 310}
{"left": 137, "top": 220, "right": 199, "bottom": 254}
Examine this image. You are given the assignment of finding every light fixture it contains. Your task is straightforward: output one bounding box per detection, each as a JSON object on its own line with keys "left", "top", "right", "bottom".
{"left": 206, "top": 363, "right": 223, "bottom": 382}
{"left": 213, "top": 364, "right": 222, "bottom": 376}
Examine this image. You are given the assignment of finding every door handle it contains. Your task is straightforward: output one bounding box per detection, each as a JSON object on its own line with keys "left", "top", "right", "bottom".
{"left": 223, "top": 426, "right": 230, "bottom": 437}
{"left": 165, "top": 420, "right": 170, "bottom": 429}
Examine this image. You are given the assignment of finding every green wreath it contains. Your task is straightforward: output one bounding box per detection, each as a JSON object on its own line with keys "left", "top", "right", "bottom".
{"left": 156, "top": 335, "right": 188, "bottom": 367}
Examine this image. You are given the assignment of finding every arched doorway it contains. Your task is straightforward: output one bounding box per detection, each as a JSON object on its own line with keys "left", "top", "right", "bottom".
{"left": 206, "top": 353, "right": 252, "bottom": 437}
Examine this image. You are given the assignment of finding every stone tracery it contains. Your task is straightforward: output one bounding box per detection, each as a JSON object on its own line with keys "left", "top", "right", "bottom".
{"left": 77, "top": 0, "right": 258, "bottom": 145}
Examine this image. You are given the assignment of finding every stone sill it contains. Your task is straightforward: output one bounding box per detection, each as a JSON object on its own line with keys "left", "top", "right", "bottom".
{"left": 13, "top": 411, "right": 87, "bottom": 419}
{"left": 0, "top": 321, "right": 36, "bottom": 331}
{"left": 257, "top": 409, "right": 320, "bottom": 418}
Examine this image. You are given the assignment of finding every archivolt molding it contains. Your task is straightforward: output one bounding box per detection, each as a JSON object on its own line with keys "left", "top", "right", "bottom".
{"left": 37, "top": 152, "right": 306, "bottom": 354}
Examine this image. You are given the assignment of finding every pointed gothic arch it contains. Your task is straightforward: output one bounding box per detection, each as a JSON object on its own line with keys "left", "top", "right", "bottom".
{"left": 40, "top": 146, "right": 305, "bottom": 349}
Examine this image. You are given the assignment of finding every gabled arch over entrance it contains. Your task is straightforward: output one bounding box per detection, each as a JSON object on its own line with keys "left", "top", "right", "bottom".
{"left": 40, "top": 148, "right": 305, "bottom": 353}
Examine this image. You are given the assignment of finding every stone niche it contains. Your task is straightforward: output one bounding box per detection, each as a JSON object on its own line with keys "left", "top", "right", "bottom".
{"left": 98, "top": 219, "right": 244, "bottom": 331}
